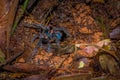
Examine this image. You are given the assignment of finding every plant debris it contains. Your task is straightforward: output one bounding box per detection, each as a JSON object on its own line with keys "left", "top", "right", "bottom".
{"left": 0, "top": 0, "right": 120, "bottom": 80}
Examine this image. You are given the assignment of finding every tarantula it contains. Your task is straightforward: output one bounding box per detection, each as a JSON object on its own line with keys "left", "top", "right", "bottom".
{"left": 24, "top": 23, "right": 71, "bottom": 52}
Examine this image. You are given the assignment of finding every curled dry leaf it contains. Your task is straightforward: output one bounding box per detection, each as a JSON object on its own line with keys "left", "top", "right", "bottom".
{"left": 99, "top": 54, "right": 120, "bottom": 74}
{"left": 75, "top": 39, "right": 111, "bottom": 57}
{"left": 110, "top": 27, "right": 120, "bottom": 40}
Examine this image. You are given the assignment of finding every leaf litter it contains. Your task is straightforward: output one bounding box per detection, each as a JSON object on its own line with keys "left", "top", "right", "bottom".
{"left": 1, "top": 0, "right": 120, "bottom": 79}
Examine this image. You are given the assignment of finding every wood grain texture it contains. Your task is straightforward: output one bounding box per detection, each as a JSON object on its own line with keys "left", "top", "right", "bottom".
{"left": 0, "top": 0, "right": 19, "bottom": 57}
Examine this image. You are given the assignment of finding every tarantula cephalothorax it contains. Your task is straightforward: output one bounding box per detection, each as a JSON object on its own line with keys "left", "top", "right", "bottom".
{"left": 24, "top": 23, "right": 71, "bottom": 52}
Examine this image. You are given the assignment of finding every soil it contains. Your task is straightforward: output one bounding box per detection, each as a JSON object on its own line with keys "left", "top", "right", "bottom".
{"left": 1, "top": 0, "right": 120, "bottom": 79}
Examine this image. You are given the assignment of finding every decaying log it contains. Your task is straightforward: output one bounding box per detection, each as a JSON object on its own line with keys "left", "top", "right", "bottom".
{"left": 21, "top": 75, "right": 47, "bottom": 80}
{"left": 0, "top": 0, "right": 19, "bottom": 56}
{"left": 3, "top": 63, "right": 52, "bottom": 74}
{"left": 53, "top": 73, "right": 92, "bottom": 80}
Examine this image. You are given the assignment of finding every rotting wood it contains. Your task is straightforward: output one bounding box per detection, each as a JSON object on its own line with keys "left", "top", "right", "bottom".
{"left": 52, "top": 73, "right": 92, "bottom": 80}
{"left": 21, "top": 74, "right": 47, "bottom": 80}
{"left": 0, "top": 0, "right": 19, "bottom": 57}
{"left": 7, "top": 0, "right": 19, "bottom": 58}
{"left": 3, "top": 63, "right": 52, "bottom": 74}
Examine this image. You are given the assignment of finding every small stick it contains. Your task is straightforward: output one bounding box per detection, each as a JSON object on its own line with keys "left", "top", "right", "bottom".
{"left": 0, "top": 51, "right": 23, "bottom": 68}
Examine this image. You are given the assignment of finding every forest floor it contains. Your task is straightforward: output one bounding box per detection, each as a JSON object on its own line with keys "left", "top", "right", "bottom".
{"left": 0, "top": 0, "right": 120, "bottom": 80}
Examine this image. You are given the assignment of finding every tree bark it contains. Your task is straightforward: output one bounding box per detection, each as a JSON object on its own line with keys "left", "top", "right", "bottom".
{"left": 0, "top": 0, "right": 19, "bottom": 57}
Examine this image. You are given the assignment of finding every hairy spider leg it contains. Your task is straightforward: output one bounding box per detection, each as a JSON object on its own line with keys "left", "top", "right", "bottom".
{"left": 36, "top": 33, "right": 44, "bottom": 48}
{"left": 53, "top": 31, "right": 62, "bottom": 51}
{"left": 31, "top": 34, "right": 39, "bottom": 43}
{"left": 46, "top": 41, "right": 51, "bottom": 52}
{"left": 45, "top": 31, "right": 53, "bottom": 52}
{"left": 53, "top": 27, "right": 71, "bottom": 37}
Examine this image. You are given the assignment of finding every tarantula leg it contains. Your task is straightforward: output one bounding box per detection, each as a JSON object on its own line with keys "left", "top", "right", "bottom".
{"left": 36, "top": 39, "right": 43, "bottom": 48}
{"left": 23, "top": 22, "right": 45, "bottom": 29}
{"left": 46, "top": 42, "right": 51, "bottom": 52}
{"left": 35, "top": 24, "right": 46, "bottom": 30}
{"left": 56, "top": 32, "right": 62, "bottom": 40}
{"left": 55, "top": 36, "right": 61, "bottom": 48}
{"left": 55, "top": 39, "right": 61, "bottom": 53}
{"left": 31, "top": 34, "right": 39, "bottom": 43}
{"left": 60, "top": 28, "right": 71, "bottom": 37}
{"left": 53, "top": 27, "right": 71, "bottom": 37}
{"left": 31, "top": 47, "right": 38, "bottom": 57}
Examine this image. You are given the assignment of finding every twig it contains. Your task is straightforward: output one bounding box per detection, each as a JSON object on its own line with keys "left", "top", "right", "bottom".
{"left": 11, "top": 0, "right": 29, "bottom": 35}
{"left": 47, "top": 54, "right": 70, "bottom": 79}
{"left": 0, "top": 51, "right": 23, "bottom": 68}
{"left": 41, "top": 7, "right": 54, "bottom": 24}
